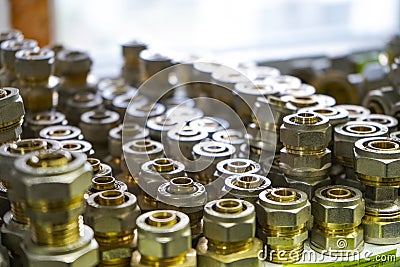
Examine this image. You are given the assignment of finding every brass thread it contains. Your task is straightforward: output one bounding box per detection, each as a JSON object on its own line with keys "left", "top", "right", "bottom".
{"left": 26, "top": 194, "right": 84, "bottom": 213}
{"left": 140, "top": 254, "right": 186, "bottom": 267}
{"left": 151, "top": 158, "right": 175, "bottom": 172}
{"left": 315, "top": 223, "right": 361, "bottom": 236}
{"left": 207, "top": 238, "right": 253, "bottom": 255}
{"left": 364, "top": 208, "right": 400, "bottom": 222}
{"left": 233, "top": 175, "right": 263, "bottom": 189}
{"left": 97, "top": 190, "right": 125, "bottom": 206}
{"left": 92, "top": 176, "right": 116, "bottom": 191}
{"left": 31, "top": 217, "right": 83, "bottom": 246}
{"left": 357, "top": 173, "right": 400, "bottom": 187}
{"left": 266, "top": 243, "right": 304, "bottom": 264}
{"left": 10, "top": 201, "right": 30, "bottom": 225}
{"left": 95, "top": 230, "right": 135, "bottom": 249}
{"left": 146, "top": 211, "right": 178, "bottom": 227}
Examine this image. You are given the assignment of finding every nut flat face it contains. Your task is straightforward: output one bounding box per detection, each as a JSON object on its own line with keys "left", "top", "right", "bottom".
{"left": 354, "top": 137, "right": 400, "bottom": 186}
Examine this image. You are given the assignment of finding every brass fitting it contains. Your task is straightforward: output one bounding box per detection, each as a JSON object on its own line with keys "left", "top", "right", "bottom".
{"left": 139, "top": 50, "right": 173, "bottom": 83}
{"left": 192, "top": 61, "right": 221, "bottom": 97}
{"left": 14, "top": 48, "right": 57, "bottom": 112}
{"left": 121, "top": 40, "right": 147, "bottom": 87}
{"left": 88, "top": 158, "right": 113, "bottom": 178}
{"left": 65, "top": 90, "right": 103, "bottom": 125}
{"left": 280, "top": 94, "right": 336, "bottom": 110}
{"left": 362, "top": 86, "right": 400, "bottom": 117}
{"left": 86, "top": 190, "right": 141, "bottom": 266}
{"left": 80, "top": 108, "right": 120, "bottom": 159}
{"left": 193, "top": 141, "right": 236, "bottom": 184}
{"left": 197, "top": 199, "right": 262, "bottom": 267}
{"left": 298, "top": 106, "right": 349, "bottom": 127}
{"left": 256, "top": 188, "right": 311, "bottom": 264}
{"left": 358, "top": 113, "right": 398, "bottom": 132}
{"left": 39, "top": 125, "right": 84, "bottom": 141}
{"left": 60, "top": 139, "right": 95, "bottom": 156}
{"left": 0, "top": 139, "right": 61, "bottom": 263}
{"left": 13, "top": 150, "right": 98, "bottom": 266}
{"left": 223, "top": 174, "right": 271, "bottom": 204}
{"left": 216, "top": 158, "right": 261, "bottom": 178}
{"left": 87, "top": 176, "right": 127, "bottom": 197}
{"left": 0, "top": 39, "right": 38, "bottom": 87}
{"left": 353, "top": 137, "right": 400, "bottom": 244}
{"left": 212, "top": 129, "right": 248, "bottom": 157}
{"left": 120, "top": 139, "right": 163, "bottom": 195}
{"left": 188, "top": 116, "right": 230, "bottom": 137}
{"left": 126, "top": 102, "right": 166, "bottom": 126}
{"left": 310, "top": 185, "right": 365, "bottom": 255}
{"left": 0, "top": 87, "right": 25, "bottom": 144}
{"left": 279, "top": 83, "right": 315, "bottom": 97}
{"left": 146, "top": 115, "right": 179, "bottom": 142}
{"left": 24, "top": 111, "right": 67, "bottom": 138}
{"left": 138, "top": 158, "right": 186, "bottom": 212}
{"left": 131, "top": 210, "right": 196, "bottom": 267}
{"left": 98, "top": 78, "right": 136, "bottom": 108}
{"left": 157, "top": 177, "right": 207, "bottom": 239}
{"left": 334, "top": 121, "right": 388, "bottom": 167}
{"left": 335, "top": 104, "right": 370, "bottom": 121}
{"left": 279, "top": 112, "right": 332, "bottom": 198}
{"left": 111, "top": 91, "right": 148, "bottom": 118}
{"left": 264, "top": 75, "right": 302, "bottom": 92}
{"left": 233, "top": 81, "right": 279, "bottom": 123}
{"left": 0, "top": 29, "right": 23, "bottom": 68}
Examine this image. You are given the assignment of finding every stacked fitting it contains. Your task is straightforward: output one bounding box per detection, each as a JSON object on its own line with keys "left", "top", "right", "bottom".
{"left": 0, "top": 87, "right": 25, "bottom": 144}
{"left": 189, "top": 117, "right": 230, "bottom": 137}
{"left": 13, "top": 150, "right": 99, "bottom": 266}
{"left": 54, "top": 50, "right": 93, "bottom": 91}
{"left": 121, "top": 40, "right": 147, "bottom": 87}
{"left": 223, "top": 174, "right": 271, "bottom": 204}
{"left": 14, "top": 48, "right": 57, "bottom": 113}
{"left": 138, "top": 158, "right": 186, "bottom": 212}
{"left": 0, "top": 139, "right": 60, "bottom": 265}
{"left": 279, "top": 112, "right": 332, "bottom": 198}
{"left": 334, "top": 121, "right": 388, "bottom": 190}
{"left": 354, "top": 137, "right": 400, "bottom": 244}
{"left": 310, "top": 185, "right": 365, "bottom": 255}
{"left": 256, "top": 188, "right": 311, "bottom": 264}
{"left": 120, "top": 139, "right": 163, "bottom": 195}
{"left": 279, "top": 94, "right": 336, "bottom": 110}
{"left": 197, "top": 199, "right": 263, "bottom": 266}
{"left": 24, "top": 111, "right": 67, "bottom": 138}
{"left": 87, "top": 176, "right": 127, "bottom": 198}
{"left": 0, "top": 39, "right": 38, "bottom": 87}
{"left": 86, "top": 190, "right": 141, "bottom": 266}
{"left": 80, "top": 108, "right": 120, "bottom": 160}
{"left": 157, "top": 177, "right": 207, "bottom": 241}
{"left": 131, "top": 210, "right": 196, "bottom": 266}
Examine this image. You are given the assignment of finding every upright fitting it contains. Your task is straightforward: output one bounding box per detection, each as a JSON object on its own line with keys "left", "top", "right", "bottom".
{"left": 310, "top": 185, "right": 365, "bottom": 255}
{"left": 0, "top": 29, "right": 23, "bottom": 68}
{"left": 14, "top": 48, "right": 57, "bottom": 113}
{"left": 197, "top": 198, "right": 263, "bottom": 266}
{"left": 13, "top": 150, "right": 99, "bottom": 266}
{"left": 354, "top": 137, "right": 400, "bottom": 244}
{"left": 121, "top": 40, "right": 147, "bottom": 87}
{"left": 86, "top": 190, "right": 141, "bottom": 266}
{"left": 65, "top": 90, "right": 103, "bottom": 126}
{"left": 223, "top": 174, "right": 271, "bottom": 204}
{"left": 131, "top": 210, "right": 196, "bottom": 266}
{"left": 279, "top": 112, "right": 332, "bottom": 198}
{"left": 256, "top": 188, "right": 311, "bottom": 264}
{"left": 0, "top": 87, "right": 24, "bottom": 144}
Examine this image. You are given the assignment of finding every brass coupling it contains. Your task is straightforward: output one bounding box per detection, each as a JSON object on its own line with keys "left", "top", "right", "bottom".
{"left": 88, "top": 157, "right": 113, "bottom": 178}
{"left": 39, "top": 124, "right": 84, "bottom": 141}
{"left": 146, "top": 115, "right": 179, "bottom": 142}
{"left": 362, "top": 86, "right": 400, "bottom": 117}
{"left": 335, "top": 104, "right": 370, "bottom": 121}
{"left": 216, "top": 158, "right": 261, "bottom": 178}
{"left": 121, "top": 40, "right": 147, "bottom": 87}
{"left": 65, "top": 90, "right": 103, "bottom": 125}
{"left": 24, "top": 110, "right": 67, "bottom": 138}
{"left": 212, "top": 129, "right": 248, "bottom": 157}
{"left": 299, "top": 106, "right": 349, "bottom": 127}
{"left": 279, "top": 112, "right": 332, "bottom": 198}
{"left": 98, "top": 78, "right": 136, "bottom": 108}
{"left": 256, "top": 188, "right": 311, "bottom": 264}
{"left": 0, "top": 87, "right": 25, "bottom": 144}
{"left": 87, "top": 176, "right": 127, "bottom": 198}
{"left": 139, "top": 49, "right": 173, "bottom": 83}
{"left": 111, "top": 91, "right": 148, "bottom": 118}
{"left": 192, "top": 141, "right": 236, "bottom": 185}
{"left": 138, "top": 158, "right": 186, "bottom": 212}
{"left": 13, "top": 150, "right": 98, "bottom": 266}
{"left": 131, "top": 210, "right": 196, "bottom": 267}
{"left": 54, "top": 49, "right": 92, "bottom": 87}
{"left": 223, "top": 174, "right": 271, "bottom": 204}
{"left": 0, "top": 39, "right": 38, "bottom": 87}
{"left": 310, "top": 185, "right": 365, "bottom": 255}
{"left": 188, "top": 117, "right": 230, "bottom": 137}
{"left": 197, "top": 199, "right": 262, "bottom": 267}
{"left": 86, "top": 190, "right": 141, "bottom": 266}
{"left": 157, "top": 177, "right": 207, "bottom": 239}
{"left": 358, "top": 113, "right": 398, "bottom": 132}
{"left": 60, "top": 139, "right": 95, "bottom": 156}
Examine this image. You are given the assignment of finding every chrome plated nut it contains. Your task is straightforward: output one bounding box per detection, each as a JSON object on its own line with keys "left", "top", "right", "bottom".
{"left": 39, "top": 125, "right": 84, "bottom": 141}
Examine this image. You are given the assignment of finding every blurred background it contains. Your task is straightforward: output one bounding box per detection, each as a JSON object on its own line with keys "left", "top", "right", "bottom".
{"left": 1, "top": 0, "right": 400, "bottom": 76}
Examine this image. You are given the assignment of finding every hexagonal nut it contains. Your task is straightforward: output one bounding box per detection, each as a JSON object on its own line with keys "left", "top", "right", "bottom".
{"left": 256, "top": 188, "right": 311, "bottom": 228}
{"left": 86, "top": 191, "right": 140, "bottom": 233}
{"left": 0, "top": 87, "right": 25, "bottom": 125}
{"left": 285, "top": 176, "right": 331, "bottom": 199}
{"left": 280, "top": 147, "right": 331, "bottom": 169}
{"left": 12, "top": 151, "right": 92, "bottom": 222}
{"left": 280, "top": 112, "right": 331, "bottom": 149}
{"left": 203, "top": 199, "right": 256, "bottom": 243}
{"left": 312, "top": 186, "right": 365, "bottom": 225}
{"left": 266, "top": 230, "right": 308, "bottom": 246}
{"left": 311, "top": 226, "right": 364, "bottom": 253}
{"left": 196, "top": 237, "right": 263, "bottom": 267}
{"left": 136, "top": 210, "right": 192, "bottom": 259}
{"left": 354, "top": 137, "right": 400, "bottom": 184}
{"left": 21, "top": 225, "right": 99, "bottom": 267}
{"left": 363, "top": 220, "right": 400, "bottom": 245}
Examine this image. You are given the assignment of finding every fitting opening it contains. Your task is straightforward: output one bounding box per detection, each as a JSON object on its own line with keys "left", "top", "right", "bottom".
{"left": 169, "top": 177, "right": 194, "bottom": 194}
{"left": 234, "top": 175, "right": 262, "bottom": 189}
{"left": 323, "top": 188, "right": 354, "bottom": 200}
{"left": 98, "top": 190, "right": 124, "bottom": 206}
{"left": 268, "top": 188, "right": 299, "bottom": 203}
{"left": 214, "top": 199, "right": 243, "bottom": 214}
{"left": 345, "top": 125, "right": 376, "bottom": 134}
{"left": 152, "top": 158, "right": 175, "bottom": 172}
{"left": 146, "top": 211, "right": 178, "bottom": 227}
{"left": 92, "top": 176, "right": 116, "bottom": 191}
{"left": 9, "top": 139, "right": 48, "bottom": 154}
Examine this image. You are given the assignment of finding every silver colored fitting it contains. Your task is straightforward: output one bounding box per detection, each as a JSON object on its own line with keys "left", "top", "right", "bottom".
{"left": 65, "top": 90, "right": 103, "bottom": 125}
{"left": 212, "top": 129, "right": 248, "bottom": 157}
{"left": 125, "top": 102, "right": 166, "bottom": 126}
{"left": 299, "top": 106, "right": 349, "bottom": 127}
{"left": 188, "top": 116, "right": 230, "bottom": 137}
{"left": 358, "top": 113, "right": 398, "bottom": 132}
{"left": 280, "top": 94, "right": 336, "bottom": 110}
{"left": 146, "top": 115, "right": 180, "bottom": 142}
{"left": 39, "top": 125, "right": 84, "bottom": 141}
{"left": 60, "top": 139, "right": 94, "bottom": 156}
{"left": 98, "top": 78, "right": 137, "bottom": 108}
{"left": 0, "top": 87, "right": 24, "bottom": 144}
{"left": 24, "top": 111, "right": 67, "bottom": 138}
{"left": 336, "top": 104, "right": 371, "bottom": 121}
{"left": 223, "top": 174, "right": 271, "bottom": 204}
{"left": 111, "top": 90, "right": 148, "bottom": 118}
{"left": 279, "top": 83, "right": 316, "bottom": 97}
{"left": 362, "top": 86, "right": 400, "bottom": 116}
{"left": 264, "top": 75, "right": 302, "bottom": 92}
{"left": 121, "top": 40, "right": 147, "bottom": 87}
